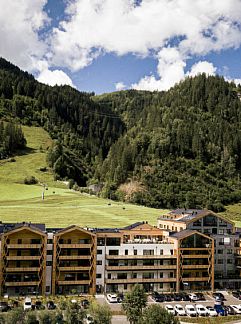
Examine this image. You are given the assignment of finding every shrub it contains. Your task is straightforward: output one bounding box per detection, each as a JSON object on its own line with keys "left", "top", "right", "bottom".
{"left": 24, "top": 176, "right": 38, "bottom": 185}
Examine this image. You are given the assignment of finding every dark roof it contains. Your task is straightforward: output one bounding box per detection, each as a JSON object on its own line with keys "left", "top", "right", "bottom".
{"left": 0, "top": 222, "right": 45, "bottom": 234}
{"left": 169, "top": 209, "right": 206, "bottom": 223}
{"left": 170, "top": 229, "right": 198, "bottom": 240}
{"left": 122, "top": 222, "right": 145, "bottom": 230}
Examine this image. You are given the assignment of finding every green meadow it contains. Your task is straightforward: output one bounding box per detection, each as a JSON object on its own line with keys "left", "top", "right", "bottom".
{"left": 0, "top": 126, "right": 166, "bottom": 228}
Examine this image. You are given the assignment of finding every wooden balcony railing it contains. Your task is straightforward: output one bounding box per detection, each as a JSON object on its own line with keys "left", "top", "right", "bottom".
{"left": 6, "top": 267, "right": 40, "bottom": 272}
{"left": 181, "top": 255, "right": 210, "bottom": 259}
{"left": 58, "top": 266, "right": 91, "bottom": 271}
{"left": 57, "top": 280, "right": 90, "bottom": 285}
{"left": 181, "top": 277, "right": 210, "bottom": 282}
{"left": 6, "top": 256, "right": 41, "bottom": 260}
{"left": 182, "top": 265, "right": 210, "bottom": 269}
{"left": 5, "top": 281, "right": 39, "bottom": 286}
{"left": 58, "top": 255, "right": 91, "bottom": 260}
{"left": 58, "top": 244, "right": 92, "bottom": 249}
{"left": 106, "top": 255, "right": 176, "bottom": 260}
{"left": 7, "top": 244, "right": 42, "bottom": 249}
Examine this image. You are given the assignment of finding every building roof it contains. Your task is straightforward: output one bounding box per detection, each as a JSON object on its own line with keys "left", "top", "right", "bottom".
{"left": 170, "top": 229, "right": 213, "bottom": 241}
{"left": 0, "top": 222, "right": 45, "bottom": 234}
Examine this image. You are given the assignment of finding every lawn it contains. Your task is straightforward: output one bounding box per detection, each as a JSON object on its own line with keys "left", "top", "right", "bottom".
{"left": 0, "top": 125, "right": 166, "bottom": 228}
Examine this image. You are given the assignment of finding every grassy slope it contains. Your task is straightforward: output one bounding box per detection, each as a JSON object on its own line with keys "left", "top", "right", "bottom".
{"left": 0, "top": 126, "right": 166, "bottom": 227}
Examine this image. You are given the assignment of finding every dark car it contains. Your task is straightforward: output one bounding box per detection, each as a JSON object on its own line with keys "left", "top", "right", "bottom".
{"left": 213, "top": 292, "right": 225, "bottom": 300}
{"left": 223, "top": 305, "right": 236, "bottom": 315}
{"left": 151, "top": 291, "right": 164, "bottom": 302}
{"left": 0, "top": 302, "right": 10, "bottom": 312}
{"left": 47, "top": 301, "right": 56, "bottom": 310}
{"left": 195, "top": 292, "right": 205, "bottom": 301}
{"left": 214, "top": 304, "right": 227, "bottom": 316}
{"left": 179, "top": 293, "right": 189, "bottom": 301}
{"left": 35, "top": 300, "right": 45, "bottom": 310}
{"left": 173, "top": 293, "right": 182, "bottom": 301}
{"left": 81, "top": 299, "right": 90, "bottom": 309}
{"left": 117, "top": 293, "right": 124, "bottom": 303}
{"left": 232, "top": 291, "right": 241, "bottom": 299}
{"left": 164, "top": 294, "right": 172, "bottom": 302}
{"left": 11, "top": 300, "right": 19, "bottom": 308}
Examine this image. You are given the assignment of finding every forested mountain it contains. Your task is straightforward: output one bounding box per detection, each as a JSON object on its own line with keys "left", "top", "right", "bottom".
{"left": 1, "top": 57, "right": 241, "bottom": 211}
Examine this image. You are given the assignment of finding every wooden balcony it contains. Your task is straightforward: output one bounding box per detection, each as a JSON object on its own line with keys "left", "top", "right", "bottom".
{"left": 181, "top": 277, "right": 210, "bottom": 282}
{"left": 6, "top": 256, "right": 41, "bottom": 260}
{"left": 182, "top": 265, "right": 210, "bottom": 269}
{"left": 105, "top": 278, "right": 176, "bottom": 284}
{"left": 106, "top": 255, "right": 176, "bottom": 260}
{"left": 5, "top": 281, "right": 39, "bottom": 286}
{"left": 58, "top": 266, "right": 91, "bottom": 271}
{"left": 5, "top": 267, "right": 40, "bottom": 272}
{"left": 181, "top": 255, "right": 210, "bottom": 259}
{"left": 106, "top": 265, "right": 177, "bottom": 271}
{"left": 57, "top": 280, "right": 90, "bottom": 285}
{"left": 58, "top": 244, "right": 92, "bottom": 249}
{"left": 7, "top": 244, "right": 42, "bottom": 249}
{"left": 58, "top": 255, "right": 91, "bottom": 260}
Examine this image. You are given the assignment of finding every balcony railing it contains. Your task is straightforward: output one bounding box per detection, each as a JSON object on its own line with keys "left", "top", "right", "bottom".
{"left": 181, "top": 277, "right": 210, "bottom": 282}
{"left": 182, "top": 265, "right": 210, "bottom": 269}
{"left": 106, "top": 265, "right": 177, "bottom": 271}
{"left": 58, "top": 255, "right": 91, "bottom": 260}
{"left": 6, "top": 267, "right": 40, "bottom": 272}
{"left": 6, "top": 256, "right": 41, "bottom": 260}
{"left": 5, "top": 281, "right": 39, "bottom": 286}
{"left": 58, "top": 266, "right": 91, "bottom": 271}
{"left": 181, "top": 255, "right": 210, "bottom": 259}
{"left": 58, "top": 244, "right": 92, "bottom": 249}
{"left": 7, "top": 244, "right": 42, "bottom": 249}
{"left": 57, "top": 280, "right": 90, "bottom": 285}
{"left": 105, "top": 278, "right": 176, "bottom": 284}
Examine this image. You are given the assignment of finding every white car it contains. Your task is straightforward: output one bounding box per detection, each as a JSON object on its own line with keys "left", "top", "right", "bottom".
{"left": 205, "top": 306, "right": 218, "bottom": 317}
{"left": 185, "top": 304, "right": 197, "bottom": 317}
{"left": 188, "top": 293, "right": 198, "bottom": 301}
{"left": 230, "top": 305, "right": 241, "bottom": 314}
{"left": 174, "top": 304, "right": 186, "bottom": 316}
{"left": 24, "top": 297, "right": 32, "bottom": 311}
{"left": 196, "top": 304, "right": 208, "bottom": 316}
{"left": 107, "top": 293, "right": 118, "bottom": 303}
{"left": 165, "top": 304, "right": 175, "bottom": 315}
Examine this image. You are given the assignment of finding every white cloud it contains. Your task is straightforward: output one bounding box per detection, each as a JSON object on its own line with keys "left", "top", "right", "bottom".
{"left": 0, "top": 0, "right": 49, "bottom": 71}
{"left": 37, "top": 68, "right": 74, "bottom": 87}
{"left": 115, "top": 82, "right": 126, "bottom": 91}
{"left": 188, "top": 61, "right": 217, "bottom": 77}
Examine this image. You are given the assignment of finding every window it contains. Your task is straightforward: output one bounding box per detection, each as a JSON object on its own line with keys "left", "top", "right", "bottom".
{"left": 132, "top": 273, "right": 137, "bottom": 279}
{"left": 227, "top": 259, "right": 233, "bottom": 264}
{"left": 107, "top": 273, "right": 111, "bottom": 279}
{"left": 160, "top": 249, "right": 163, "bottom": 255}
{"left": 18, "top": 239, "right": 22, "bottom": 244}
{"left": 218, "top": 229, "right": 224, "bottom": 235}
{"left": 96, "top": 273, "right": 102, "bottom": 278}
{"left": 47, "top": 239, "right": 53, "bottom": 244}
{"left": 218, "top": 259, "right": 223, "bottom": 264}
{"left": 160, "top": 272, "right": 163, "bottom": 278}
{"left": 170, "top": 250, "right": 173, "bottom": 255}
{"left": 134, "top": 249, "right": 137, "bottom": 255}
{"left": 169, "top": 272, "right": 174, "bottom": 278}
{"left": 159, "top": 283, "right": 163, "bottom": 289}
{"left": 124, "top": 284, "right": 127, "bottom": 290}
{"left": 218, "top": 250, "right": 223, "bottom": 254}
{"left": 109, "top": 250, "right": 119, "bottom": 255}
{"left": 31, "top": 239, "right": 41, "bottom": 244}
{"left": 143, "top": 250, "right": 154, "bottom": 256}
{"left": 227, "top": 249, "right": 232, "bottom": 254}
{"left": 17, "top": 250, "right": 21, "bottom": 256}
{"left": 97, "top": 260, "right": 102, "bottom": 265}
{"left": 125, "top": 250, "right": 128, "bottom": 255}
{"left": 47, "top": 250, "right": 53, "bottom": 255}
{"left": 46, "top": 261, "right": 52, "bottom": 266}
{"left": 46, "top": 286, "right": 50, "bottom": 293}
{"left": 97, "top": 249, "right": 102, "bottom": 255}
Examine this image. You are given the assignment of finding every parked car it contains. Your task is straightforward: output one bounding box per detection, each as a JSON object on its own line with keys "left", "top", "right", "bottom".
{"left": 223, "top": 305, "right": 236, "bottom": 315}
{"left": 164, "top": 294, "right": 172, "bottom": 302}
{"left": 0, "top": 302, "right": 10, "bottom": 312}
{"left": 230, "top": 305, "right": 241, "bottom": 314}
{"left": 47, "top": 301, "right": 56, "bottom": 310}
{"left": 195, "top": 292, "right": 205, "bottom": 301}
{"left": 81, "top": 299, "right": 90, "bottom": 309}
{"left": 151, "top": 291, "right": 164, "bottom": 302}
{"left": 195, "top": 304, "right": 208, "bottom": 316}
{"left": 173, "top": 293, "right": 182, "bottom": 301}
{"left": 24, "top": 297, "right": 32, "bottom": 311}
{"left": 35, "top": 300, "right": 45, "bottom": 310}
{"left": 165, "top": 304, "right": 175, "bottom": 315}
{"left": 107, "top": 294, "right": 118, "bottom": 303}
{"left": 232, "top": 291, "right": 241, "bottom": 299}
{"left": 214, "top": 304, "right": 227, "bottom": 316}
{"left": 117, "top": 293, "right": 124, "bottom": 303}
{"left": 174, "top": 304, "right": 186, "bottom": 316}
{"left": 205, "top": 306, "right": 217, "bottom": 317}
{"left": 179, "top": 293, "right": 190, "bottom": 301}
{"left": 185, "top": 304, "right": 197, "bottom": 317}
{"left": 188, "top": 293, "right": 198, "bottom": 301}
{"left": 213, "top": 292, "right": 225, "bottom": 300}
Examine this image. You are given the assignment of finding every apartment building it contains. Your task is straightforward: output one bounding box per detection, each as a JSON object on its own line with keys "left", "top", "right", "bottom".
{"left": 158, "top": 209, "right": 241, "bottom": 289}
{"left": 0, "top": 217, "right": 215, "bottom": 296}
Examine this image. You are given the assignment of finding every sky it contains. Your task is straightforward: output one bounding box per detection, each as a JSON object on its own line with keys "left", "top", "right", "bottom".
{"left": 1, "top": 0, "right": 241, "bottom": 94}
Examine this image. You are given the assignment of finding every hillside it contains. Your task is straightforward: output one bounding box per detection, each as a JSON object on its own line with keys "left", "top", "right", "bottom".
{"left": 1, "top": 57, "right": 241, "bottom": 213}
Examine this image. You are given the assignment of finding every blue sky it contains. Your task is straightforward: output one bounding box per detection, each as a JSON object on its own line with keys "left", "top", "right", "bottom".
{"left": 1, "top": 0, "right": 241, "bottom": 94}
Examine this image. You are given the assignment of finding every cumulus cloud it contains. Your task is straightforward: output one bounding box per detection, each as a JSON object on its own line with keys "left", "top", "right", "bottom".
{"left": 0, "top": 0, "right": 49, "bottom": 71}
{"left": 115, "top": 82, "right": 126, "bottom": 91}
{"left": 37, "top": 68, "right": 74, "bottom": 87}
{"left": 188, "top": 61, "right": 217, "bottom": 77}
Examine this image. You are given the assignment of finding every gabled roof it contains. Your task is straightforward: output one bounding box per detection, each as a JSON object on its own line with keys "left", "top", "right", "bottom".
{"left": 170, "top": 229, "right": 213, "bottom": 241}
{"left": 1, "top": 223, "right": 46, "bottom": 237}
{"left": 54, "top": 225, "right": 95, "bottom": 236}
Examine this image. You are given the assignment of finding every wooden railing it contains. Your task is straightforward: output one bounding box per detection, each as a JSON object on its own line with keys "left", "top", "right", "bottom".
{"left": 58, "top": 244, "right": 92, "bottom": 249}
{"left": 106, "top": 265, "right": 176, "bottom": 271}
{"left": 5, "top": 281, "right": 39, "bottom": 286}
{"left": 6, "top": 267, "right": 40, "bottom": 272}
{"left": 106, "top": 255, "right": 176, "bottom": 260}
{"left": 105, "top": 278, "right": 176, "bottom": 284}
{"left": 57, "top": 280, "right": 90, "bottom": 285}
{"left": 58, "top": 255, "right": 91, "bottom": 260}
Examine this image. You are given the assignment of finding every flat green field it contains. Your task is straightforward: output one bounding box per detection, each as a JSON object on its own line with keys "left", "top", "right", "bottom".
{"left": 0, "top": 125, "right": 166, "bottom": 228}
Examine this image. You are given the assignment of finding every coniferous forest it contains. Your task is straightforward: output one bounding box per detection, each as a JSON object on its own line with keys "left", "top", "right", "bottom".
{"left": 1, "top": 57, "right": 241, "bottom": 211}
